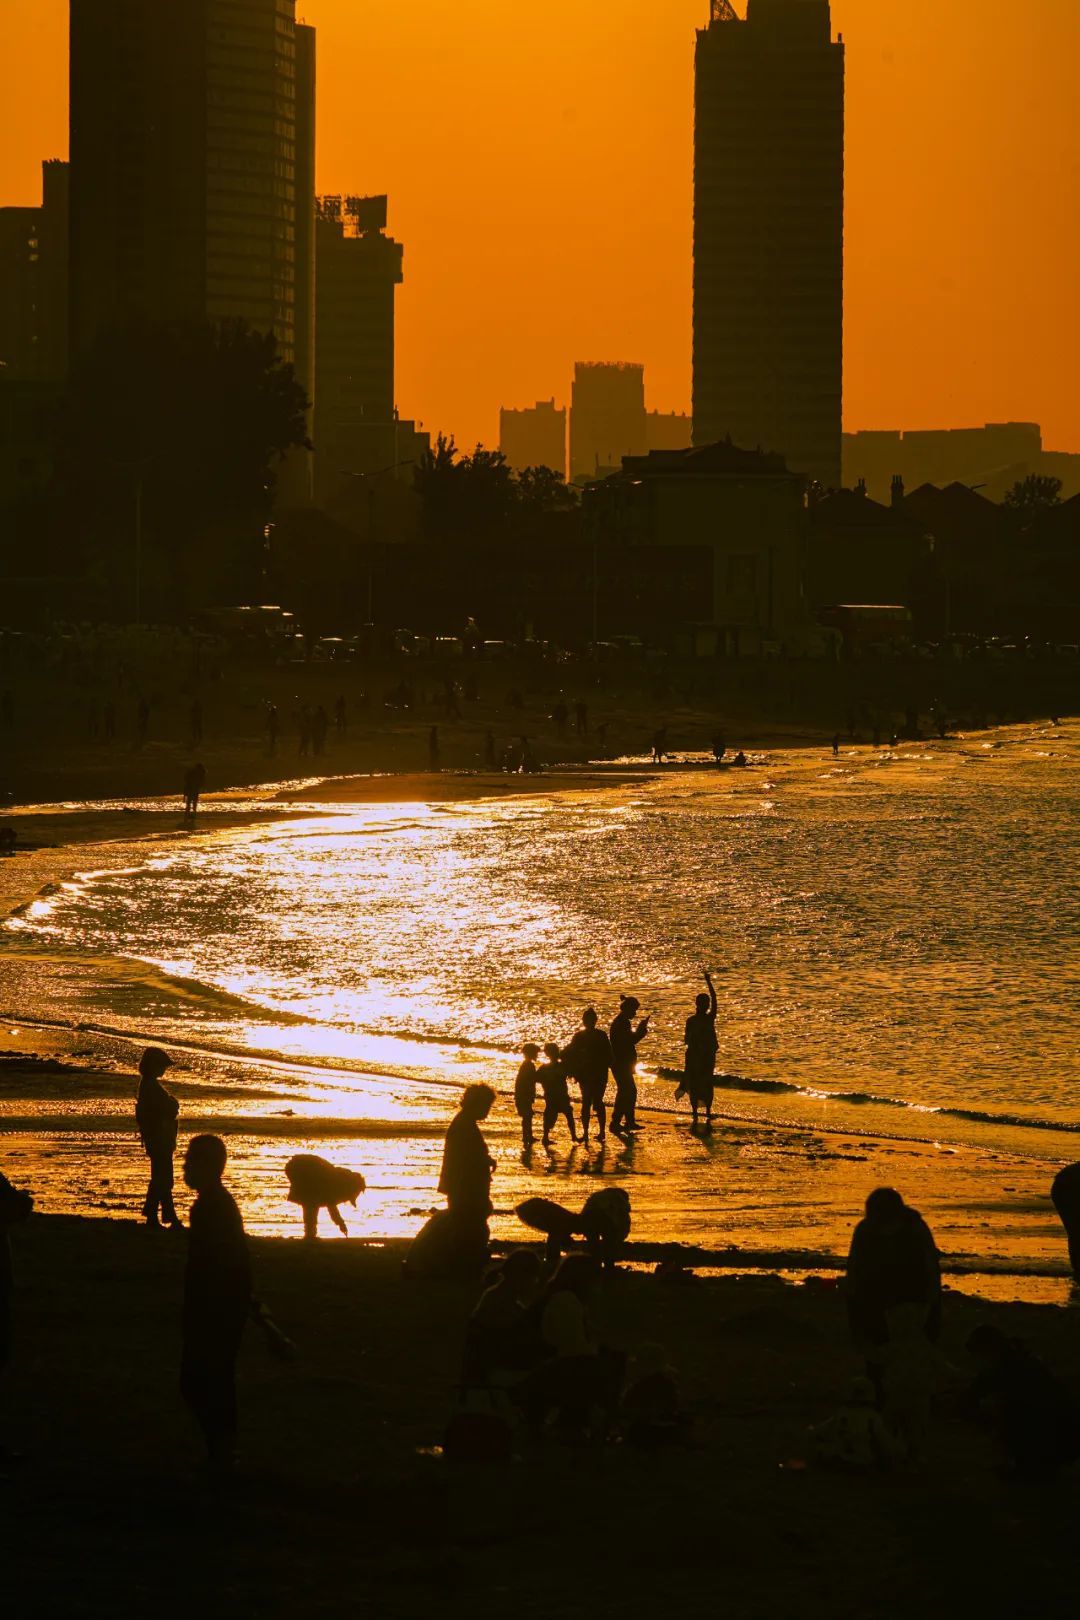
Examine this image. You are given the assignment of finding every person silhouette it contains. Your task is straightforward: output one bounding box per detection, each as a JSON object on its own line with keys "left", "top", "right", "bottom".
{"left": 183, "top": 762, "right": 206, "bottom": 820}
{"left": 180, "top": 1134, "right": 252, "bottom": 1473}
{"left": 562, "top": 1008, "right": 613, "bottom": 1145}
{"left": 439, "top": 1084, "right": 497, "bottom": 1254}
{"left": 538, "top": 1043, "right": 578, "bottom": 1147}
{"left": 0, "top": 1169, "right": 33, "bottom": 1461}
{"left": 1050, "top": 1162, "right": 1080, "bottom": 1280}
{"left": 135, "top": 1047, "right": 181, "bottom": 1229}
{"left": 284, "top": 1154, "right": 366, "bottom": 1240}
{"left": 846, "top": 1188, "right": 941, "bottom": 1394}
{"left": 678, "top": 970, "right": 719, "bottom": 1129}
{"left": 609, "top": 997, "right": 649, "bottom": 1134}
{"left": 514, "top": 1045, "right": 540, "bottom": 1149}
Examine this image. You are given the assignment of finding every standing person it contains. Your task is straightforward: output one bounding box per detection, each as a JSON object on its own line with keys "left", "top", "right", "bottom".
{"left": 678, "top": 969, "right": 719, "bottom": 1130}
{"left": 712, "top": 731, "right": 727, "bottom": 765}
{"left": 136, "top": 1047, "right": 181, "bottom": 1229}
{"left": 846, "top": 1188, "right": 942, "bottom": 1394}
{"left": 832, "top": 733, "right": 841, "bottom": 758}
{"left": 180, "top": 1135, "right": 252, "bottom": 1473}
{"left": 563, "top": 1009, "right": 613, "bottom": 1146}
{"left": 438, "top": 1084, "right": 497, "bottom": 1252}
{"left": 651, "top": 727, "right": 668, "bottom": 765}
{"left": 609, "top": 996, "right": 650, "bottom": 1135}
{"left": 313, "top": 705, "right": 329, "bottom": 756}
{"left": 183, "top": 761, "right": 206, "bottom": 821}
{"left": 538, "top": 1043, "right": 578, "bottom": 1147}
{"left": 515, "top": 1045, "right": 540, "bottom": 1149}
{"left": 1, "top": 1170, "right": 33, "bottom": 1462}
{"left": 1050, "top": 1162, "right": 1080, "bottom": 1280}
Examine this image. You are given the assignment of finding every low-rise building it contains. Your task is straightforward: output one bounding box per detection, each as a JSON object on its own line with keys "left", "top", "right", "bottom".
{"left": 584, "top": 439, "right": 811, "bottom": 652}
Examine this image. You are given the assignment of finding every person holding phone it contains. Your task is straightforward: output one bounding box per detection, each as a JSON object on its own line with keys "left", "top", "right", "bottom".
{"left": 609, "top": 996, "right": 650, "bottom": 1134}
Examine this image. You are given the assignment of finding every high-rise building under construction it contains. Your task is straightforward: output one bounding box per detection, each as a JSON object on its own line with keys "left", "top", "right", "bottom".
{"left": 693, "top": 0, "right": 844, "bottom": 488}
{"left": 69, "top": 0, "right": 314, "bottom": 383}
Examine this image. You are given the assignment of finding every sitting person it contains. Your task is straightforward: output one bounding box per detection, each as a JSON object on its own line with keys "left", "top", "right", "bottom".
{"left": 810, "top": 1377, "right": 905, "bottom": 1473}
{"left": 622, "top": 1343, "right": 690, "bottom": 1449}
{"left": 284, "top": 1154, "right": 367, "bottom": 1240}
{"left": 462, "top": 1251, "right": 544, "bottom": 1388}
{"left": 964, "top": 1324, "right": 1080, "bottom": 1478}
{"left": 516, "top": 1256, "right": 625, "bottom": 1437}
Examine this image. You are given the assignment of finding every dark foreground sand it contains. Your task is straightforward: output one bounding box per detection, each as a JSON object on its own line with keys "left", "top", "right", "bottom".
{"left": 2, "top": 1216, "right": 1077, "bottom": 1616}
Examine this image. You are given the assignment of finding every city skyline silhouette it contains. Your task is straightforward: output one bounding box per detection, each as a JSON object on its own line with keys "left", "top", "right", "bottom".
{"left": 1, "top": 0, "right": 1077, "bottom": 455}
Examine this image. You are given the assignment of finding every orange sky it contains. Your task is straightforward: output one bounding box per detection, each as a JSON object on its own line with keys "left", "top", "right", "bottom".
{"left": 3, "top": 0, "right": 1078, "bottom": 452}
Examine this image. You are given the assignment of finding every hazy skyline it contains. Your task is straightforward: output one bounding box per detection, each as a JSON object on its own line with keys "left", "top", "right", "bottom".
{"left": 3, "top": 0, "right": 1078, "bottom": 454}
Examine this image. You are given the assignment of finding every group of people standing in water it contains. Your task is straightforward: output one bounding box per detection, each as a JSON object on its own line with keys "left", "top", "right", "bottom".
{"left": 513, "top": 970, "right": 722, "bottom": 1149}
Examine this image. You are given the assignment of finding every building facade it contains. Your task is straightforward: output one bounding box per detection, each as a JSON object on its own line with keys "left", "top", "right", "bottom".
{"left": 585, "top": 438, "right": 811, "bottom": 652}
{"left": 694, "top": 0, "right": 844, "bottom": 488}
{"left": 570, "top": 361, "right": 647, "bottom": 484}
{"left": 499, "top": 399, "right": 567, "bottom": 477}
{"left": 646, "top": 410, "right": 693, "bottom": 453}
{"left": 0, "top": 160, "right": 69, "bottom": 382}
{"left": 843, "top": 423, "right": 1080, "bottom": 505}
{"left": 313, "top": 194, "right": 405, "bottom": 504}
{"left": 69, "top": 0, "right": 312, "bottom": 369}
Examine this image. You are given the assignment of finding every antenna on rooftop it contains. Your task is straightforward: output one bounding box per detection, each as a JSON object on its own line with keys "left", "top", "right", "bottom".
{"left": 711, "top": 0, "right": 740, "bottom": 20}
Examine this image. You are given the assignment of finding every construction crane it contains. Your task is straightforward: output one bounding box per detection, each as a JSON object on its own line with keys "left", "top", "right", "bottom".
{"left": 711, "top": 0, "right": 740, "bottom": 20}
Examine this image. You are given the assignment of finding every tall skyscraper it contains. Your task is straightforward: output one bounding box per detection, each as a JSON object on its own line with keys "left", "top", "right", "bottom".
{"left": 500, "top": 399, "right": 567, "bottom": 477}
{"left": 0, "top": 160, "right": 69, "bottom": 382}
{"left": 570, "top": 362, "right": 647, "bottom": 483}
{"left": 693, "top": 0, "right": 844, "bottom": 487}
{"left": 69, "top": 0, "right": 314, "bottom": 371}
{"left": 314, "top": 195, "right": 405, "bottom": 503}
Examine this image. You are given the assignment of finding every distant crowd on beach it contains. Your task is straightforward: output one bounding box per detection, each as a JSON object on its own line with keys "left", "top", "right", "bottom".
{"left": 4, "top": 975, "right": 1080, "bottom": 1478}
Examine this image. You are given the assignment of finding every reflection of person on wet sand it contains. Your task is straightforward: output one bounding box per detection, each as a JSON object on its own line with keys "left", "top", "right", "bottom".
{"left": 677, "top": 969, "right": 719, "bottom": 1129}
{"left": 284, "top": 1154, "right": 366, "bottom": 1240}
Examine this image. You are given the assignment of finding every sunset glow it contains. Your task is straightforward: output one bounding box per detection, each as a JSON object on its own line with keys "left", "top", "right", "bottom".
{"left": 2, "top": 0, "right": 1078, "bottom": 450}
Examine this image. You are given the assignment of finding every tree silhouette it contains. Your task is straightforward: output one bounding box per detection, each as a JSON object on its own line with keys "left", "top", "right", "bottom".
{"left": 64, "top": 319, "right": 309, "bottom": 615}
{"left": 1004, "top": 474, "right": 1063, "bottom": 514}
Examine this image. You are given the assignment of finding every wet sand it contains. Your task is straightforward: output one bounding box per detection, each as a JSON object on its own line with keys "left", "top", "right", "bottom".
{"left": 2, "top": 1213, "right": 1078, "bottom": 1616}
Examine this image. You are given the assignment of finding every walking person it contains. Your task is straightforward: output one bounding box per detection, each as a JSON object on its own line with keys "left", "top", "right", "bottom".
{"left": 609, "top": 996, "right": 650, "bottom": 1134}
{"left": 183, "top": 761, "right": 206, "bottom": 821}
{"left": 563, "top": 1008, "right": 614, "bottom": 1146}
{"left": 180, "top": 1134, "right": 252, "bottom": 1473}
{"left": 538, "top": 1043, "right": 578, "bottom": 1147}
{"left": 677, "top": 969, "right": 719, "bottom": 1130}
{"left": 515, "top": 1045, "right": 540, "bottom": 1149}
{"left": 438, "top": 1084, "right": 497, "bottom": 1258}
{"left": 136, "top": 1047, "right": 181, "bottom": 1229}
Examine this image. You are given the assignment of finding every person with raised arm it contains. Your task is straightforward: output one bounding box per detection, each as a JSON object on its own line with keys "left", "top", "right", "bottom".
{"left": 678, "top": 969, "right": 720, "bottom": 1130}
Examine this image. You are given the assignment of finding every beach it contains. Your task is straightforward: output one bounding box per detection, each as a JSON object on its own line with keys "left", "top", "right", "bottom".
{"left": 1, "top": 720, "right": 1078, "bottom": 1302}
{"left": 2, "top": 1214, "right": 1078, "bottom": 1616}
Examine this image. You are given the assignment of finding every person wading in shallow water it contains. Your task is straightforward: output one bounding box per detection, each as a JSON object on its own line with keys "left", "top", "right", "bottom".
{"left": 563, "top": 1009, "right": 614, "bottom": 1146}
{"left": 609, "top": 996, "right": 650, "bottom": 1135}
{"left": 677, "top": 969, "right": 719, "bottom": 1130}
{"left": 135, "top": 1047, "right": 181, "bottom": 1229}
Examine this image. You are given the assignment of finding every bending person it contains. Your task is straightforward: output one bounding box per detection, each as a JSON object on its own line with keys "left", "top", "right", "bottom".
{"left": 284, "top": 1154, "right": 366, "bottom": 1240}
